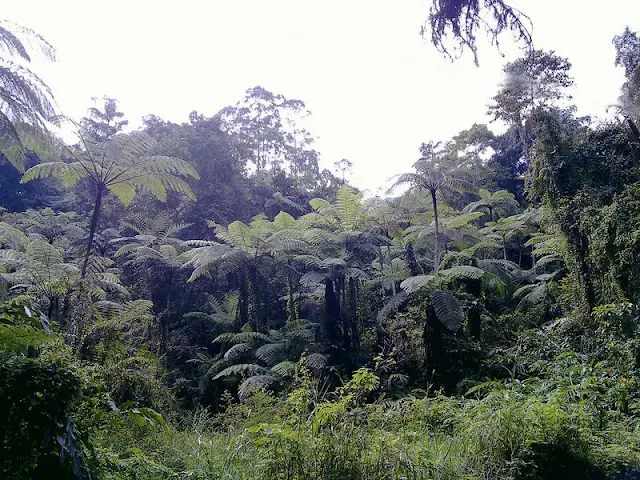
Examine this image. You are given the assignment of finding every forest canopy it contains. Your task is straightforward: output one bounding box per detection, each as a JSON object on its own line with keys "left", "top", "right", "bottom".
{"left": 2, "top": 8, "right": 640, "bottom": 480}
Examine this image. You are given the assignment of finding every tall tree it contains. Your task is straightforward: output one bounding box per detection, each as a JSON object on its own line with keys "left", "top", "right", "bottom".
{"left": 464, "top": 188, "right": 519, "bottom": 222}
{"left": 112, "top": 211, "right": 191, "bottom": 353}
{"left": 80, "top": 97, "right": 128, "bottom": 141}
{"left": 299, "top": 186, "right": 378, "bottom": 366}
{"left": 488, "top": 49, "right": 574, "bottom": 161}
{"left": 390, "top": 142, "right": 474, "bottom": 271}
{"left": 21, "top": 130, "right": 199, "bottom": 277}
{"left": 220, "top": 86, "right": 319, "bottom": 179}
{"left": 613, "top": 27, "right": 640, "bottom": 138}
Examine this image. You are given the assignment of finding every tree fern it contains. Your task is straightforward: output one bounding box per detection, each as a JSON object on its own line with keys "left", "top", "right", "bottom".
{"left": 0, "top": 221, "right": 29, "bottom": 250}
{"left": 515, "top": 282, "right": 548, "bottom": 310}
{"left": 464, "top": 189, "right": 519, "bottom": 221}
{"left": 305, "top": 352, "right": 328, "bottom": 371}
{"left": 377, "top": 291, "right": 409, "bottom": 321}
{"left": 21, "top": 129, "right": 199, "bottom": 277}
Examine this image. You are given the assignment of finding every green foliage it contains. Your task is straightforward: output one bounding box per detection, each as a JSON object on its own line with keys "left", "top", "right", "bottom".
{"left": 0, "top": 354, "right": 91, "bottom": 479}
{"left": 0, "top": 22, "right": 57, "bottom": 171}
{"left": 21, "top": 131, "right": 200, "bottom": 205}
{"left": 431, "top": 289, "right": 464, "bottom": 331}
{"left": 5, "top": 28, "right": 640, "bottom": 480}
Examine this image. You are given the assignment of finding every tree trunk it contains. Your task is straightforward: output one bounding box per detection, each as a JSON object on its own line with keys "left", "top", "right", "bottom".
{"left": 81, "top": 184, "right": 104, "bottom": 278}
{"left": 430, "top": 189, "right": 440, "bottom": 271}
{"left": 503, "top": 233, "right": 507, "bottom": 261}
{"left": 347, "top": 277, "right": 359, "bottom": 350}
{"left": 517, "top": 239, "right": 522, "bottom": 267}
{"left": 465, "top": 278, "right": 483, "bottom": 340}
{"left": 423, "top": 303, "right": 446, "bottom": 389}
{"left": 238, "top": 272, "right": 249, "bottom": 328}
{"left": 159, "top": 271, "right": 173, "bottom": 355}
{"left": 323, "top": 279, "right": 341, "bottom": 356}
{"left": 247, "top": 265, "right": 262, "bottom": 331}
{"left": 287, "top": 273, "right": 297, "bottom": 322}
{"left": 468, "top": 305, "right": 482, "bottom": 340}
{"left": 405, "top": 243, "right": 421, "bottom": 276}
{"left": 378, "top": 247, "right": 385, "bottom": 295}
{"left": 387, "top": 245, "right": 396, "bottom": 296}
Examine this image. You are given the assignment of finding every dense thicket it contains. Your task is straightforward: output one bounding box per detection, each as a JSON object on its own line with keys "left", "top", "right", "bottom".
{"left": 4, "top": 17, "right": 640, "bottom": 480}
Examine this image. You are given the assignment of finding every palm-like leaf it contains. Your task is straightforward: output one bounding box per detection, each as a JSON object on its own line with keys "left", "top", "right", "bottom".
{"left": 431, "top": 289, "right": 464, "bottom": 332}
{"left": 463, "top": 189, "right": 519, "bottom": 220}
{"left": 21, "top": 131, "right": 199, "bottom": 204}
{"left": 0, "top": 22, "right": 57, "bottom": 171}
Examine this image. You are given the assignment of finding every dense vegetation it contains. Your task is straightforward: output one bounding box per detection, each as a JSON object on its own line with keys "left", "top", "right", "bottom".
{"left": 4, "top": 12, "right": 640, "bottom": 480}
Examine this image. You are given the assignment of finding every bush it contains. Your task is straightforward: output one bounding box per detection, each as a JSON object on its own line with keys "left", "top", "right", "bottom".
{"left": 0, "top": 354, "right": 88, "bottom": 479}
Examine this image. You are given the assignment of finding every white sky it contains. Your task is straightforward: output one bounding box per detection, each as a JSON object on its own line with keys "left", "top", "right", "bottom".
{"left": 4, "top": 0, "right": 636, "bottom": 194}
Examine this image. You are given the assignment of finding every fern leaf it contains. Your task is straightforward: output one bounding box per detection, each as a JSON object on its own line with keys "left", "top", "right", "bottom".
{"left": 431, "top": 290, "right": 463, "bottom": 332}
{"left": 224, "top": 342, "right": 253, "bottom": 361}
{"left": 271, "top": 361, "right": 297, "bottom": 377}
{"left": 305, "top": 353, "right": 328, "bottom": 370}
{"left": 213, "top": 363, "right": 271, "bottom": 380}
{"left": 254, "top": 342, "right": 287, "bottom": 365}
{"left": 400, "top": 275, "right": 435, "bottom": 294}
{"left": 238, "top": 375, "right": 279, "bottom": 400}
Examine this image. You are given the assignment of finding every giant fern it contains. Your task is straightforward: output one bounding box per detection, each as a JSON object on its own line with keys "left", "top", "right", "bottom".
{"left": 21, "top": 129, "right": 199, "bottom": 277}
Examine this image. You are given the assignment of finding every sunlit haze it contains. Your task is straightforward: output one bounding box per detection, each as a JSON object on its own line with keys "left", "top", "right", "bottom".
{"left": 4, "top": 0, "right": 636, "bottom": 193}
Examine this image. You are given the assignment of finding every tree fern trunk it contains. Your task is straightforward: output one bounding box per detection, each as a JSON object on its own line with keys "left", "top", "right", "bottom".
{"left": 431, "top": 189, "right": 440, "bottom": 271}
{"left": 81, "top": 184, "right": 104, "bottom": 278}
{"left": 388, "top": 245, "right": 396, "bottom": 296}
{"left": 465, "top": 278, "right": 482, "bottom": 340}
{"left": 287, "top": 273, "right": 297, "bottom": 322}
{"left": 503, "top": 233, "right": 507, "bottom": 261}
{"left": 324, "top": 279, "right": 340, "bottom": 357}
{"left": 348, "top": 277, "right": 360, "bottom": 350}
{"left": 238, "top": 272, "right": 249, "bottom": 329}
{"left": 423, "top": 303, "right": 444, "bottom": 388}
{"left": 378, "top": 246, "right": 385, "bottom": 295}
{"left": 248, "top": 265, "right": 262, "bottom": 331}
{"left": 405, "top": 243, "right": 421, "bottom": 276}
{"left": 159, "top": 270, "right": 173, "bottom": 355}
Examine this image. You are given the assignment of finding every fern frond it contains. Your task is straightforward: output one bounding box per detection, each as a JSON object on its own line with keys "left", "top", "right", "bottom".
{"left": 255, "top": 342, "right": 287, "bottom": 365}
{"left": 377, "top": 292, "right": 409, "bottom": 321}
{"left": 224, "top": 343, "right": 253, "bottom": 361}
{"left": 271, "top": 361, "right": 296, "bottom": 377}
{"left": 431, "top": 290, "right": 463, "bottom": 332}
{"left": 213, "top": 363, "right": 272, "bottom": 380}
{"left": 400, "top": 275, "right": 435, "bottom": 294}
{"left": 238, "top": 375, "right": 279, "bottom": 400}
{"left": 21, "top": 162, "right": 87, "bottom": 187}
{"left": 305, "top": 353, "right": 328, "bottom": 371}
{"left": 439, "top": 265, "right": 485, "bottom": 281}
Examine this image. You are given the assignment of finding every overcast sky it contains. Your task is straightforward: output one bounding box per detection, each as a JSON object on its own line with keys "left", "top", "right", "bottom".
{"left": 4, "top": 0, "right": 637, "bottom": 193}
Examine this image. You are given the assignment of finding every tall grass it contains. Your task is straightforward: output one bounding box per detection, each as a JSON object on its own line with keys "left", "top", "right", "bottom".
{"left": 92, "top": 359, "right": 640, "bottom": 479}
